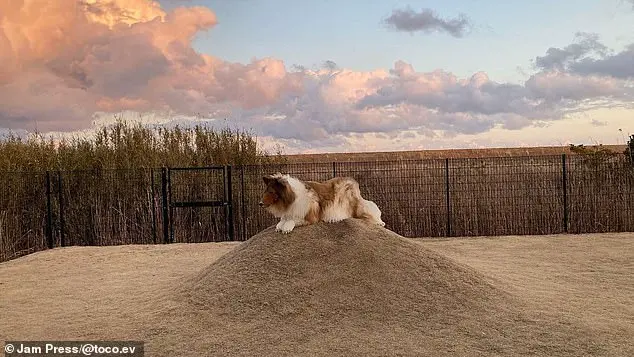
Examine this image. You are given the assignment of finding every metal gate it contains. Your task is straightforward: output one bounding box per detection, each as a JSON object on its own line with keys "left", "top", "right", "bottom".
{"left": 162, "top": 166, "right": 234, "bottom": 243}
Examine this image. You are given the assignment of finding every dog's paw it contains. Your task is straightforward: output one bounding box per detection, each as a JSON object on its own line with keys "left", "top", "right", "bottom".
{"left": 280, "top": 220, "right": 296, "bottom": 234}
{"left": 275, "top": 221, "right": 284, "bottom": 231}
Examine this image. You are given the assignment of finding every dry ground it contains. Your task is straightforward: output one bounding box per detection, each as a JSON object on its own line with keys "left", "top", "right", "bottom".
{"left": 0, "top": 223, "right": 632, "bottom": 356}
{"left": 415, "top": 233, "right": 634, "bottom": 356}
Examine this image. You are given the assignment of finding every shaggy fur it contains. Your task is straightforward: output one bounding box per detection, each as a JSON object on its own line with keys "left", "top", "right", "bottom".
{"left": 259, "top": 173, "right": 385, "bottom": 233}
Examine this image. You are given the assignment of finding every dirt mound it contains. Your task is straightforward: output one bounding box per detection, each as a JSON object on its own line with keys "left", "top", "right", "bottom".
{"left": 185, "top": 219, "right": 504, "bottom": 321}
{"left": 149, "top": 220, "right": 605, "bottom": 356}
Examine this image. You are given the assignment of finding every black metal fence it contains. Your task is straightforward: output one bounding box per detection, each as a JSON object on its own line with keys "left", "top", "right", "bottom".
{"left": 1, "top": 154, "right": 633, "bottom": 262}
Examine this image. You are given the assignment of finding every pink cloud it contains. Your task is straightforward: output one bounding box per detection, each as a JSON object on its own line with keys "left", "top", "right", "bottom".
{"left": 0, "top": 0, "right": 301, "bottom": 131}
{"left": 525, "top": 71, "right": 627, "bottom": 102}
{"left": 0, "top": 1, "right": 632, "bottom": 148}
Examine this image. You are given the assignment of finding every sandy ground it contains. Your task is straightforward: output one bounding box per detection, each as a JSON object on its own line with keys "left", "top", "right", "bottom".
{"left": 415, "top": 233, "right": 634, "bottom": 356}
{"left": 0, "top": 243, "right": 238, "bottom": 341}
{"left": 0, "top": 224, "right": 632, "bottom": 356}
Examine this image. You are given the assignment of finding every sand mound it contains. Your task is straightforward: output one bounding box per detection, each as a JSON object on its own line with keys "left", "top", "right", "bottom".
{"left": 149, "top": 220, "right": 605, "bottom": 356}
{"left": 185, "top": 219, "right": 504, "bottom": 321}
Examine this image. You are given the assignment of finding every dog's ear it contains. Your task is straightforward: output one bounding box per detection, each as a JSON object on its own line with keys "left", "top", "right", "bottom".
{"left": 262, "top": 175, "right": 274, "bottom": 185}
{"left": 263, "top": 173, "right": 285, "bottom": 185}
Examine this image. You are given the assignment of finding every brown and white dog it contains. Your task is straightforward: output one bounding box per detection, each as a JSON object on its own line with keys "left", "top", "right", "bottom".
{"left": 259, "top": 173, "right": 385, "bottom": 233}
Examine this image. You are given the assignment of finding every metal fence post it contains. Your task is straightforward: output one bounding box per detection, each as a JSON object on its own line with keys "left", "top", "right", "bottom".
{"left": 161, "top": 168, "right": 170, "bottom": 244}
{"left": 562, "top": 154, "right": 569, "bottom": 233}
{"left": 168, "top": 168, "right": 174, "bottom": 243}
{"left": 240, "top": 166, "right": 246, "bottom": 241}
{"left": 226, "top": 165, "right": 235, "bottom": 241}
{"left": 445, "top": 158, "right": 452, "bottom": 237}
{"left": 45, "top": 171, "right": 53, "bottom": 249}
{"left": 57, "top": 171, "right": 66, "bottom": 247}
{"left": 150, "top": 169, "right": 157, "bottom": 244}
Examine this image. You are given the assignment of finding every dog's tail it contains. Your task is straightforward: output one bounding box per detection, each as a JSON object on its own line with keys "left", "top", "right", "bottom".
{"left": 340, "top": 178, "right": 385, "bottom": 226}
{"left": 338, "top": 177, "right": 363, "bottom": 204}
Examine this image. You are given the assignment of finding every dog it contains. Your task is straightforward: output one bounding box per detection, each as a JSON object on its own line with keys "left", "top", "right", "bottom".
{"left": 259, "top": 173, "right": 385, "bottom": 233}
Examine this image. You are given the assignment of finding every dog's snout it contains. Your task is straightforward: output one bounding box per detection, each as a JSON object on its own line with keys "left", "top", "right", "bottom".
{"left": 258, "top": 201, "right": 264, "bottom": 207}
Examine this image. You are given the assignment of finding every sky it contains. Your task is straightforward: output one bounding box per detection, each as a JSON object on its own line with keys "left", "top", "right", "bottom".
{"left": 1, "top": 0, "right": 633, "bottom": 154}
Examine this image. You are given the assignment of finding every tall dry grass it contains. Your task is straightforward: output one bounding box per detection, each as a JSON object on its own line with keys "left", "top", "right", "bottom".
{"left": 0, "top": 120, "right": 282, "bottom": 171}
{"left": 0, "top": 120, "right": 285, "bottom": 261}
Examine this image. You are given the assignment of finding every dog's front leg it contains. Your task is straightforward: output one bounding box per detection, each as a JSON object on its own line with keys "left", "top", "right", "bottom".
{"left": 279, "top": 220, "right": 296, "bottom": 234}
{"left": 275, "top": 219, "right": 286, "bottom": 231}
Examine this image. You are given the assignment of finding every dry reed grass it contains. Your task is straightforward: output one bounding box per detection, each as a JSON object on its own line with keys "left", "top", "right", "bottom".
{"left": 0, "top": 120, "right": 284, "bottom": 261}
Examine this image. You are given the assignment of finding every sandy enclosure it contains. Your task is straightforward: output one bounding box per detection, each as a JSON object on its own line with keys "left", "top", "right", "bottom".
{"left": 0, "top": 227, "right": 632, "bottom": 356}
{"left": 416, "top": 233, "right": 634, "bottom": 355}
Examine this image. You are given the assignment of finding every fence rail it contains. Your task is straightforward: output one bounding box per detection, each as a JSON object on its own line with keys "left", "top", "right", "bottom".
{"left": 1, "top": 154, "right": 633, "bottom": 262}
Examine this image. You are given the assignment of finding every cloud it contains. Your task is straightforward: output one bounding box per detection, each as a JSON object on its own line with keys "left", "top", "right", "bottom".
{"left": 81, "top": 0, "right": 166, "bottom": 27}
{"left": 524, "top": 71, "right": 630, "bottom": 102}
{"left": 322, "top": 60, "right": 339, "bottom": 71}
{"left": 535, "top": 33, "right": 634, "bottom": 79}
{"left": 352, "top": 62, "right": 633, "bottom": 135}
{"left": 534, "top": 32, "right": 608, "bottom": 70}
{"left": 383, "top": 7, "right": 470, "bottom": 38}
{"left": 0, "top": 1, "right": 633, "bottom": 151}
{"left": 356, "top": 69, "right": 542, "bottom": 118}
{"left": 591, "top": 119, "right": 608, "bottom": 127}
{"left": 0, "top": 0, "right": 301, "bottom": 131}
{"left": 568, "top": 44, "right": 634, "bottom": 79}
{"left": 217, "top": 60, "right": 633, "bottom": 142}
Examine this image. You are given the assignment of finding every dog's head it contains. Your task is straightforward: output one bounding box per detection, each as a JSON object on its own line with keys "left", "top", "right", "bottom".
{"left": 259, "top": 173, "right": 296, "bottom": 210}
